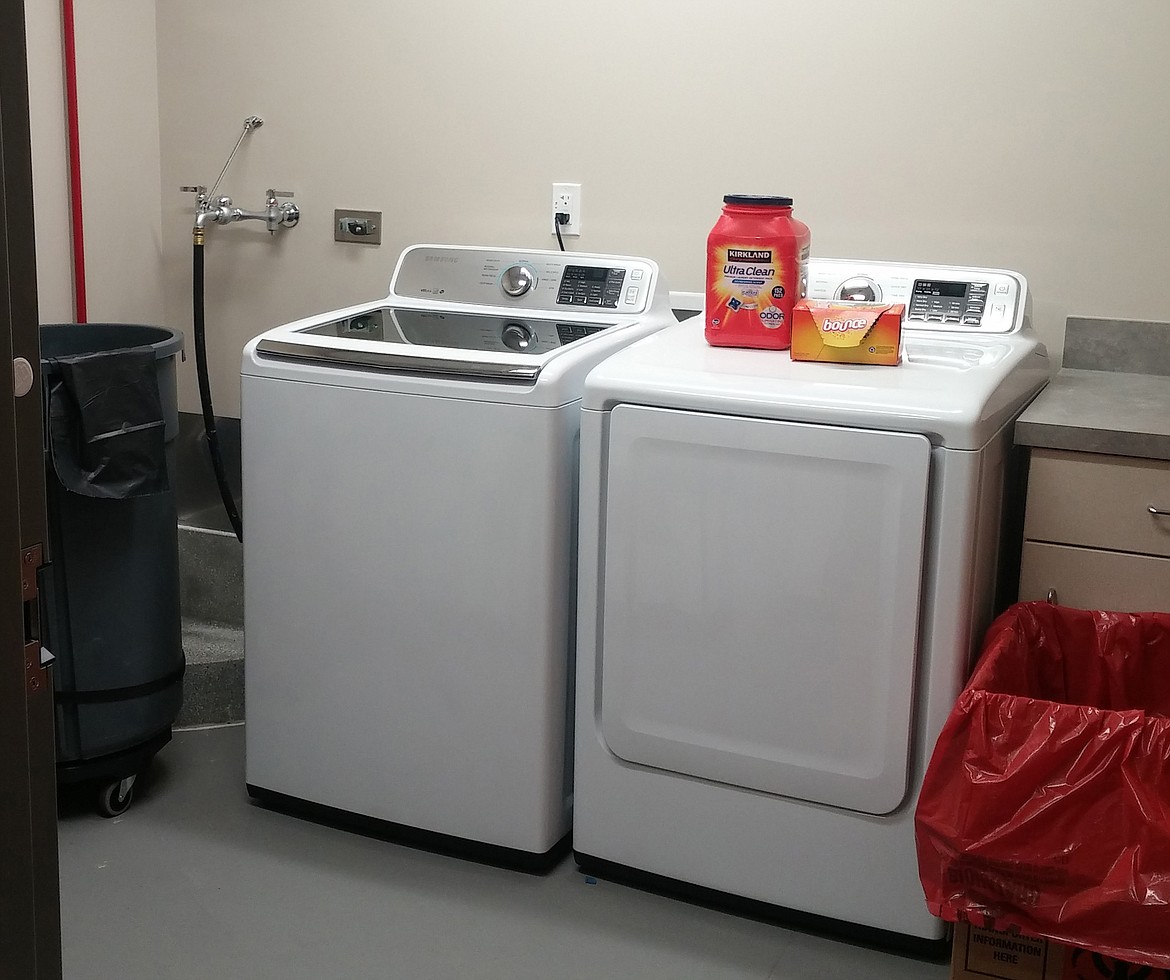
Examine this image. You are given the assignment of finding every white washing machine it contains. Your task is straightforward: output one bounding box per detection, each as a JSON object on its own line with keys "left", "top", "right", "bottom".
{"left": 242, "top": 244, "right": 673, "bottom": 871}
{"left": 573, "top": 259, "right": 1050, "bottom": 946}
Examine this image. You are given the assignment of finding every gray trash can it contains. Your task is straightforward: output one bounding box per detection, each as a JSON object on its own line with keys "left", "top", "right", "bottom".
{"left": 39, "top": 323, "right": 185, "bottom": 817}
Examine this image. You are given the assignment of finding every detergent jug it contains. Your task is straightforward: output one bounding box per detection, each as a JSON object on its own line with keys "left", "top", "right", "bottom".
{"left": 705, "top": 195, "right": 810, "bottom": 350}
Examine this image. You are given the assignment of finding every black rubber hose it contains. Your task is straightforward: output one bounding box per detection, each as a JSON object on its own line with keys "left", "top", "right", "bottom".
{"left": 192, "top": 239, "right": 243, "bottom": 541}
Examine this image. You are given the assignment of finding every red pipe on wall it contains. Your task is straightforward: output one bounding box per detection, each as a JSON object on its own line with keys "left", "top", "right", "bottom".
{"left": 61, "top": 0, "right": 87, "bottom": 322}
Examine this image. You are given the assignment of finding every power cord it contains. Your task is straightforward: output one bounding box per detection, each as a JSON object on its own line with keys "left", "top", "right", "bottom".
{"left": 555, "top": 211, "right": 569, "bottom": 251}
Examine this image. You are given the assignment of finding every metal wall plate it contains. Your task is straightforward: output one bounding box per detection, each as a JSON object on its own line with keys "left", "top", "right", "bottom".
{"left": 335, "top": 209, "right": 382, "bottom": 245}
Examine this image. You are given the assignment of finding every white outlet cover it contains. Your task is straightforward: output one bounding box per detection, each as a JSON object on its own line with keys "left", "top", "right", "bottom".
{"left": 552, "top": 182, "right": 581, "bottom": 237}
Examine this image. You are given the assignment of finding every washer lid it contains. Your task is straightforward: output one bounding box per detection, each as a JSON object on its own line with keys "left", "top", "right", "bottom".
{"left": 583, "top": 320, "right": 1051, "bottom": 449}
{"left": 256, "top": 305, "right": 619, "bottom": 383}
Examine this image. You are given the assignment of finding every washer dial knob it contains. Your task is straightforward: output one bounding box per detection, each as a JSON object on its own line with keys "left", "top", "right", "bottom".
{"left": 501, "top": 322, "right": 535, "bottom": 351}
{"left": 837, "top": 276, "right": 882, "bottom": 303}
{"left": 500, "top": 264, "right": 537, "bottom": 298}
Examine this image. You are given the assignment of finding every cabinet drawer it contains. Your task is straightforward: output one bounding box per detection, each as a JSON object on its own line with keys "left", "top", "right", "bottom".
{"left": 1019, "top": 541, "right": 1170, "bottom": 612}
{"left": 1024, "top": 449, "right": 1170, "bottom": 557}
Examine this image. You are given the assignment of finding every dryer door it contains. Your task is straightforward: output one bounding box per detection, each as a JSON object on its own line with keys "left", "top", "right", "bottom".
{"left": 598, "top": 405, "right": 931, "bottom": 815}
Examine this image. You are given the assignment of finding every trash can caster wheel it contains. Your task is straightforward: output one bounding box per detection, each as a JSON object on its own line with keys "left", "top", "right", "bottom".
{"left": 96, "top": 775, "right": 137, "bottom": 818}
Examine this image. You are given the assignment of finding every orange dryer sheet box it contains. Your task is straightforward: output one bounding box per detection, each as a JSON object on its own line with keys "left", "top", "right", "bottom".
{"left": 791, "top": 300, "right": 904, "bottom": 365}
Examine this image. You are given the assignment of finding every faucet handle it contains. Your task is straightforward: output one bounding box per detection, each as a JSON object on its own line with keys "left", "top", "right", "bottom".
{"left": 181, "top": 185, "right": 210, "bottom": 211}
{"left": 263, "top": 189, "right": 300, "bottom": 233}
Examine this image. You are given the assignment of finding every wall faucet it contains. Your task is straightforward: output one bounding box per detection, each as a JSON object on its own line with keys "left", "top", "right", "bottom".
{"left": 189, "top": 188, "right": 300, "bottom": 234}
{"left": 182, "top": 115, "right": 300, "bottom": 240}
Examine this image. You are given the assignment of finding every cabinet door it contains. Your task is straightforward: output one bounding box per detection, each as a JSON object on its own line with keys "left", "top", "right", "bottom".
{"left": 1024, "top": 449, "right": 1170, "bottom": 557}
{"left": 1019, "top": 541, "right": 1170, "bottom": 613}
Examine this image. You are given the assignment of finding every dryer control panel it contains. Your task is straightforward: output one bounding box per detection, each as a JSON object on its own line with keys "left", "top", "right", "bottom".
{"left": 390, "top": 245, "right": 659, "bottom": 316}
{"left": 806, "top": 258, "right": 1027, "bottom": 334}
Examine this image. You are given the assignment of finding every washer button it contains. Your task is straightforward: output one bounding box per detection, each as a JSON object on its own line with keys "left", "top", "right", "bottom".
{"left": 625, "top": 286, "right": 639, "bottom": 304}
{"left": 630, "top": 269, "right": 644, "bottom": 281}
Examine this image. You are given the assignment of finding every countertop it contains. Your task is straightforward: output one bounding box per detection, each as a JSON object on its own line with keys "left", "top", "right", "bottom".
{"left": 1015, "top": 316, "right": 1170, "bottom": 462}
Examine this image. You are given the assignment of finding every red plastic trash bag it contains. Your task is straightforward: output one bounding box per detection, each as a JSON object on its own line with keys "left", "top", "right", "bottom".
{"left": 915, "top": 601, "right": 1170, "bottom": 969}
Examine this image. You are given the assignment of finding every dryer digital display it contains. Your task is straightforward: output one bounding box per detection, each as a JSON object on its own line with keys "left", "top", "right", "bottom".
{"left": 914, "top": 281, "right": 966, "bottom": 298}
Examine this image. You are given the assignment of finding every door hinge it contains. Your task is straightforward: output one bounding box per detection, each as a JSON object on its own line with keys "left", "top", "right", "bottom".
{"left": 25, "top": 641, "right": 45, "bottom": 693}
{"left": 20, "top": 544, "right": 52, "bottom": 696}
{"left": 21, "top": 543, "right": 41, "bottom": 600}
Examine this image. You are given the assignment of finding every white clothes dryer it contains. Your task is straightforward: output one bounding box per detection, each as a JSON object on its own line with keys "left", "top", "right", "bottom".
{"left": 242, "top": 244, "right": 673, "bottom": 871}
{"left": 572, "top": 259, "right": 1050, "bottom": 944}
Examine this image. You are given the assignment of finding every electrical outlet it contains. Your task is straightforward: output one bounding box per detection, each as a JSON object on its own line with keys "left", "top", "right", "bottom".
{"left": 552, "top": 182, "right": 582, "bottom": 237}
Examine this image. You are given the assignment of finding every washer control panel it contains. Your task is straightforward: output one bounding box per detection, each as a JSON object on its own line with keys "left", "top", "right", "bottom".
{"left": 556, "top": 264, "right": 629, "bottom": 308}
{"left": 390, "top": 245, "right": 658, "bottom": 315}
{"left": 805, "top": 258, "right": 1025, "bottom": 334}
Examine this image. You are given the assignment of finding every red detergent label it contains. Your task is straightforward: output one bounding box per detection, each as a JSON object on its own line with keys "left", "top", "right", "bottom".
{"left": 705, "top": 238, "right": 809, "bottom": 350}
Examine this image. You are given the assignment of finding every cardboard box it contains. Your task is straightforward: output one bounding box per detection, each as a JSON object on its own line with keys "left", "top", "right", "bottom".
{"left": 791, "top": 299, "right": 903, "bottom": 365}
{"left": 951, "top": 922, "right": 1170, "bottom": 980}
{"left": 951, "top": 923, "right": 1061, "bottom": 980}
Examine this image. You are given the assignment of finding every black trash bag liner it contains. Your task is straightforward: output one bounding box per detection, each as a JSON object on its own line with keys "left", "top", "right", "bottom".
{"left": 47, "top": 346, "right": 169, "bottom": 498}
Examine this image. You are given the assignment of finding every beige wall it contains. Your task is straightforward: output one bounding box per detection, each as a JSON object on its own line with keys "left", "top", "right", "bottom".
{"left": 33, "top": 0, "right": 1170, "bottom": 416}
{"left": 25, "top": 0, "right": 165, "bottom": 328}
{"left": 24, "top": 0, "right": 73, "bottom": 323}
{"left": 73, "top": 0, "right": 165, "bottom": 326}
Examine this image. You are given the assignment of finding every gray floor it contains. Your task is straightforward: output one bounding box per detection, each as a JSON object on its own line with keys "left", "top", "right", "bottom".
{"left": 58, "top": 726, "right": 949, "bottom": 980}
